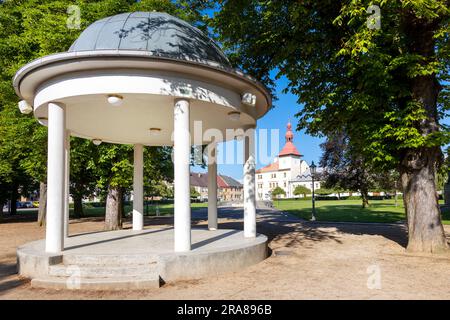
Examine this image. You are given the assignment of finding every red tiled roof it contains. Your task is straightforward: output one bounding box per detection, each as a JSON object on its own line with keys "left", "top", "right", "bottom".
{"left": 255, "top": 162, "right": 279, "bottom": 173}
{"left": 217, "top": 175, "right": 228, "bottom": 188}
{"left": 278, "top": 141, "right": 301, "bottom": 157}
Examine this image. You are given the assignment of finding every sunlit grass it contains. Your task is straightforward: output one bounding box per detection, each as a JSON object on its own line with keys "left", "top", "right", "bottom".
{"left": 274, "top": 199, "right": 450, "bottom": 225}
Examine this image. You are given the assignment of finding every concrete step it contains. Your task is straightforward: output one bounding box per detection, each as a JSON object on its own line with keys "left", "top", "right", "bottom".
{"left": 31, "top": 275, "right": 160, "bottom": 290}
{"left": 62, "top": 254, "right": 158, "bottom": 266}
{"left": 49, "top": 264, "right": 158, "bottom": 278}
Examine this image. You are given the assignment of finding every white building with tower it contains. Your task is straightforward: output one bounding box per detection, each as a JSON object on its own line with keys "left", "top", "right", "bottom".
{"left": 256, "top": 122, "right": 322, "bottom": 200}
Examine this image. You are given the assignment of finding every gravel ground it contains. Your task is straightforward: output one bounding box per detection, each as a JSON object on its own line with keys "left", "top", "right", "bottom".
{"left": 0, "top": 209, "right": 449, "bottom": 300}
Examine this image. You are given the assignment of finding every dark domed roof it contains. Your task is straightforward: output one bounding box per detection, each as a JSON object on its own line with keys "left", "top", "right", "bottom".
{"left": 69, "top": 12, "right": 231, "bottom": 68}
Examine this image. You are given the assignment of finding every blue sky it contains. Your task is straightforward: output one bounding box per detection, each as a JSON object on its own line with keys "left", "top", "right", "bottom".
{"left": 191, "top": 73, "right": 450, "bottom": 181}
{"left": 191, "top": 75, "right": 325, "bottom": 181}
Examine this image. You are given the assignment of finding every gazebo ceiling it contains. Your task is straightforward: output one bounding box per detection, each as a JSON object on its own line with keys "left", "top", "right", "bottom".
{"left": 13, "top": 12, "right": 272, "bottom": 146}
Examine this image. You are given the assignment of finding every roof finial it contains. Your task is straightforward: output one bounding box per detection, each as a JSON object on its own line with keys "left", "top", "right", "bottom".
{"left": 285, "top": 120, "right": 293, "bottom": 142}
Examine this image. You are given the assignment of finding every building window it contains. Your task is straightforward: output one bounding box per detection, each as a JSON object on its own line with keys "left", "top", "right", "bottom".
{"left": 284, "top": 172, "right": 286, "bottom": 178}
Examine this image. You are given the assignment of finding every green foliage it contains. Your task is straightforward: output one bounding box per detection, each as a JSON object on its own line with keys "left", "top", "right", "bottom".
{"left": 203, "top": 0, "right": 449, "bottom": 171}
{"left": 190, "top": 187, "right": 200, "bottom": 198}
{"left": 271, "top": 186, "right": 286, "bottom": 198}
{"left": 436, "top": 149, "right": 449, "bottom": 190}
{"left": 0, "top": 0, "right": 207, "bottom": 208}
{"left": 315, "top": 188, "right": 336, "bottom": 196}
{"left": 293, "top": 185, "right": 311, "bottom": 197}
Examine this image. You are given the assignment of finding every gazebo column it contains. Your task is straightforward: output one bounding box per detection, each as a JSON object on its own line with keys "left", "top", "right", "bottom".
{"left": 64, "top": 130, "right": 70, "bottom": 238}
{"left": 133, "top": 144, "right": 144, "bottom": 231}
{"left": 207, "top": 143, "right": 218, "bottom": 230}
{"left": 173, "top": 99, "right": 191, "bottom": 252}
{"left": 243, "top": 131, "right": 256, "bottom": 238}
{"left": 46, "top": 102, "right": 66, "bottom": 253}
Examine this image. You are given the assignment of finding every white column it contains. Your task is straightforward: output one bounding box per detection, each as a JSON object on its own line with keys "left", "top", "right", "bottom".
{"left": 173, "top": 99, "right": 191, "bottom": 252}
{"left": 46, "top": 102, "right": 66, "bottom": 253}
{"left": 64, "top": 130, "right": 70, "bottom": 238}
{"left": 133, "top": 144, "right": 144, "bottom": 231}
{"left": 243, "top": 129, "right": 256, "bottom": 238}
{"left": 207, "top": 143, "right": 218, "bottom": 230}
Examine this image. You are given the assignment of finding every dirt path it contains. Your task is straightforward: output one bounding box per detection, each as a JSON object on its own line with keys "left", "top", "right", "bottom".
{"left": 0, "top": 210, "right": 449, "bottom": 300}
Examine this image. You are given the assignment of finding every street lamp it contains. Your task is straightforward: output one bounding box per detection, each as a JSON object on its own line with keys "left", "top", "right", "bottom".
{"left": 310, "top": 161, "right": 317, "bottom": 221}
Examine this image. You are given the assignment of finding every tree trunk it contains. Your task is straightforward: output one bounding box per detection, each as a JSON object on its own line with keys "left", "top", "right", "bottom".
{"left": 37, "top": 181, "right": 47, "bottom": 226}
{"left": 400, "top": 151, "right": 448, "bottom": 253}
{"left": 73, "top": 194, "right": 84, "bottom": 218}
{"left": 105, "top": 185, "right": 122, "bottom": 231}
{"left": 361, "top": 190, "right": 369, "bottom": 208}
{"left": 10, "top": 185, "right": 18, "bottom": 215}
{"left": 398, "top": 7, "right": 449, "bottom": 253}
{"left": 120, "top": 187, "right": 125, "bottom": 218}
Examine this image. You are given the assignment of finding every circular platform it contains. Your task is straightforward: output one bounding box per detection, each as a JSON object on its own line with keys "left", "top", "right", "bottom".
{"left": 17, "top": 228, "right": 268, "bottom": 290}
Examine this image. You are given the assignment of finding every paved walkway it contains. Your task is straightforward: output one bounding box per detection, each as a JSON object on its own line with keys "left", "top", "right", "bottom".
{"left": 192, "top": 206, "right": 302, "bottom": 223}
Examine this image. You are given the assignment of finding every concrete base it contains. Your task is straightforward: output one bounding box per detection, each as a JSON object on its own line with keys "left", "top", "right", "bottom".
{"left": 17, "top": 228, "right": 268, "bottom": 290}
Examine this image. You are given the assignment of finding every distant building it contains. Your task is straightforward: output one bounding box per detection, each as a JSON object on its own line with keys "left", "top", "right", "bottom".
{"left": 190, "top": 172, "right": 243, "bottom": 202}
{"left": 190, "top": 172, "right": 209, "bottom": 201}
{"left": 256, "top": 121, "right": 323, "bottom": 200}
{"left": 217, "top": 175, "right": 243, "bottom": 202}
{"left": 288, "top": 168, "right": 323, "bottom": 198}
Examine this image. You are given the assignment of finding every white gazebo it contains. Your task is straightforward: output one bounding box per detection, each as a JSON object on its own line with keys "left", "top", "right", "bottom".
{"left": 14, "top": 12, "right": 271, "bottom": 289}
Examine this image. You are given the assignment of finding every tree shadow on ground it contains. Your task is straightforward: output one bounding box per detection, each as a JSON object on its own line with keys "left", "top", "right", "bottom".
{"left": 0, "top": 212, "right": 38, "bottom": 224}
{"left": 191, "top": 215, "right": 343, "bottom": 250}
{"left": 309, "top": 221, "right": 408, "bottom": 248}
{"left": 189, "top": 208, "right": 410, "bottom": 249}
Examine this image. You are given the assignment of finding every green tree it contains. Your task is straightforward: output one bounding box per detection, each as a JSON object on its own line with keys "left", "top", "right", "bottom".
{"left": 271, "top": 186, "right": 286, "bottom": 203}
{"left": 70, "top": 138, "right": 100, "bottom": 218}
{"left": 293, "top": 185, "right": 311, "bottom": 198}
{"left": 190, "top": 187, "right": 200, "bottom": 199}
{"left": 0, "top": 0, "right": 135, "bottom": 224}
{"left": 205, "top": 0, "right": 450, "bottom": 253}
{"left": 315, "top": 188, "right": 335, "bottom": 196}
{"left": 144, "top": 146, "right": 174, "bottom": 199}
{"left": 0, "top": 0, "right": 206, "bottom": 229}
{"left": 319, "top": 133, "right": 375, "bottom": 208}
{"left": 94, "top": 144, "right": 133, "bottom": 230}
{"left": 436, "top": 148, "right": 449, "bottom": 191}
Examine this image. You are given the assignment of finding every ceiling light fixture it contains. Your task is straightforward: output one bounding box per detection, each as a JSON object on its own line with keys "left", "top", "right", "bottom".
{"left": 107, "top": 94, "right": 123, "bottom": 106}
{"left": 18, "top": 100, "right": 33, "bottom": 114}
{"left": 92, "top": 139, "right": 102, "bottom": 146}
{"left": 149, "top": 128, "right": 162, "bottom": 136}
{"left": 228, "top": 111, "right": 241, "bottom": 121}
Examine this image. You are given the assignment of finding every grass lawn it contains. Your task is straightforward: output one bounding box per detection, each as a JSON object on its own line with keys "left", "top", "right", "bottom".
{"left": 70, "top": 202, "right": 208, "bottom": 218}
{"left": 274, "top": 198, "right": 450, "bottom": 224}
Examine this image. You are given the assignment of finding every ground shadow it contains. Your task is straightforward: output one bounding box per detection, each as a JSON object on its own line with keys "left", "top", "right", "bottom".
{"left": 191, "top": 207, "right": 410, "bottom": 249}
{"left": 191, "top": 229, "right": 241, "bottom": 250}
{"left": 65, "top": 226, "right": 173, "bottom": 251}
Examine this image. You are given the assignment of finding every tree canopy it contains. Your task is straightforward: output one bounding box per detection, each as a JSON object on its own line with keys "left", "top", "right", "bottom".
{"left": 293, "top": 185, "right": 311, "bottom": 197}
{"left": 201, "top": 0, "right": 450, "bottom": 252}
{"left": 0, "top": 0, "right": 206, "bottom": 227}
{"left": 271, "top": 186, "right": 286, "bottom": 199}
